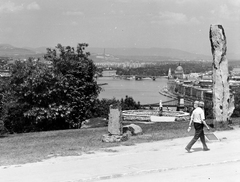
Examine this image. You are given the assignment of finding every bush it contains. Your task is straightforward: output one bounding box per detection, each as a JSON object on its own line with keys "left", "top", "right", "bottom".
{"left": 90, "top": 98, "right": 120, "bottom": 119}
{"left": 232, "top": 93, "right": 240, "bottom": 117}
{"left": 204, "top": 101, "right": 213, "bottom": 119}
{"left": 91, "top": 95, "right": 141, "bottom": 119}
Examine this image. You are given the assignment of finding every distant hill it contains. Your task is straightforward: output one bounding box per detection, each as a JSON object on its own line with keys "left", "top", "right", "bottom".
{"left": 23, "top": 46, "right": 50, "bottom": 54}
{"left": 86, "top": 47, "right": 212, "bottom": 60}
{"left": 1, "top": 44, "right": 238, "bottom": 61}
{"left": 0, "top": 44, "right": 36, "bottom": 57}
{"left": 22, "top": 46, "right": 211, "bottom": 60}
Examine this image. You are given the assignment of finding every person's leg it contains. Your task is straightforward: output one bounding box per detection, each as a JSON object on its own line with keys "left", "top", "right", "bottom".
{"left": 185, "top": 123, "right": 202, "bottom": 151}
{"left": 185, "top": 138, "right": 196, "bottom": 151}
{"left": 199, "top": 126, "right": 209, "bottom": 150}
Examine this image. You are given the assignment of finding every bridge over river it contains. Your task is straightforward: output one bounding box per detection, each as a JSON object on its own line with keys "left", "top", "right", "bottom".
{"left": 115, "top": 75, "right": 159, "bottom": 81}
{"left": 141, "top": 98, "right": 193, "bottom": 111}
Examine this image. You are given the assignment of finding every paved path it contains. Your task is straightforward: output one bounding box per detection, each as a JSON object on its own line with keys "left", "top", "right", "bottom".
{"left": 0, "top": 126, "right": 240, "bottom": 182}
{"left": 103, "top": 161, "right": 240, "bottom": 182}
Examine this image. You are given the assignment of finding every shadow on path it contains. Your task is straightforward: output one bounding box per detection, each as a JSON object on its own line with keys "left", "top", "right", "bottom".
{"left": 192, "top": 147, "right": 203, "bottom": 152}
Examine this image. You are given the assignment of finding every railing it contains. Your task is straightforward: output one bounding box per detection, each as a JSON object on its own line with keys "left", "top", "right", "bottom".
{"left": 141, "top": 99, "right": 192, "bottom": 108}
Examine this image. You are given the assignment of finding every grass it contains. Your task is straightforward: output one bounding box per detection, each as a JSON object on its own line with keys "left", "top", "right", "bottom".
{"left": 0, "top": 118, "right": 239, "bottom": 166}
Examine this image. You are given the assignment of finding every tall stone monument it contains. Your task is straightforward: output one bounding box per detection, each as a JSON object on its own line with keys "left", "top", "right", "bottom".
{"left": 209, "top": 25, "right": 233, "bottom": 128}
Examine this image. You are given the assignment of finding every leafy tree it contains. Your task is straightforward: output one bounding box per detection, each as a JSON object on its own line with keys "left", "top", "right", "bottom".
{"left": 1, "top": 43, "right": 101, "bottom": 133}
{"left": 0, "top": 59, "right": 43, "bottom": 132}
{"left": 43, "top": 43, "right": 101, "bottom": 128}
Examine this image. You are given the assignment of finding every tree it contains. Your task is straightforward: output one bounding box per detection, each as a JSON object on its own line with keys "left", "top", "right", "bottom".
{"left": 42, "top": 43, "right": 101, "bottom": 129}
{"left": 1, "top": 43, "right": 101, "bottom": 132}
{"left": 1, "top": 58, "right": 54, "bottom": 132}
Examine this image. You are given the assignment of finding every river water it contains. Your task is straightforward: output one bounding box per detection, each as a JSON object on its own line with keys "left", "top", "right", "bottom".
{"left": 97, "top": 77, "right": 170, "bottom": 105}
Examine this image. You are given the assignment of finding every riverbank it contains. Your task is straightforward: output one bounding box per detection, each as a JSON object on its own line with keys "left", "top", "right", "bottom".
{"left": 159, "top": 87, "right": 178, "bottom": 99}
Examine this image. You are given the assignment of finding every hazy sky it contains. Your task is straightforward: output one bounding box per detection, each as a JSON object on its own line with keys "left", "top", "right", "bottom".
{"left": 0, "top": 0, "right": 240, "bottom": 55}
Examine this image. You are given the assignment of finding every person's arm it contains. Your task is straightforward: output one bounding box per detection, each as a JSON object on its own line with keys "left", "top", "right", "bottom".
{"left": 202, "top": 120, "right": 210, "bottom": 130}
{"left": 200, "top": 109, "right": 210, "bottom": 130}
{"left": 187, "top": 111, "right": 194, "bottom": 132}
{"left": 189, "top": 109, "right": 195, "bottom": 125}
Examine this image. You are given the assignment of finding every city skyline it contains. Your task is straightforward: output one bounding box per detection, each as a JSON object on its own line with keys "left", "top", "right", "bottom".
{"left": 0, "top": 0, "right": 240, "bottom": 56}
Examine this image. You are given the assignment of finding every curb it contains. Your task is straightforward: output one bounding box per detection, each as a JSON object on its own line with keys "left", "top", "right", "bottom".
{"left": 74, "top": 158, "right": 240, "bottom": 182}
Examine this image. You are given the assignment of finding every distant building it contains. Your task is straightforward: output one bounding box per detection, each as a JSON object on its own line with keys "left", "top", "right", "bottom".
{"left": 231, "top": 68, "right": 240, "bottom": 76}
{"left": 102, "top": 70, "right": 117, "bottom": 77}
{"left": 198, "top": 79, "right": 212, "bottom": 88}
{"left": 185, "top": 73, "right": 200, "bottom": 81}
{"left": 0, "top": 69, "right": 11, "bottom": 78}
{"left": 174, "top": 63, "right": 184, "bottom": 79}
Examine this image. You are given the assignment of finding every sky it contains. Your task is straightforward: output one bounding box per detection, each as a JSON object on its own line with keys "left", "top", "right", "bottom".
{"left": 0, "top": 0, "right": 240, "bottom": 55}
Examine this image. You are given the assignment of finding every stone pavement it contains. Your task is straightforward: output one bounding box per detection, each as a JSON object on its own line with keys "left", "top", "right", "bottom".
{"left": 0, "top": 126, "right": 240, "bottom": 182}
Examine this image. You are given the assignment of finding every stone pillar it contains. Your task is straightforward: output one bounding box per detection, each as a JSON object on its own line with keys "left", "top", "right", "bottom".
{"left": 209, "top": 25, "right": 232, "bottom": 128}
{"left": 177, "top": 97, "right": 184, "bottom": 111}
{"left": 108, "top": 105, "right": 122, "bottom": 135}
{"left": 159, "top": 100, "right": 163, "bottom": 116}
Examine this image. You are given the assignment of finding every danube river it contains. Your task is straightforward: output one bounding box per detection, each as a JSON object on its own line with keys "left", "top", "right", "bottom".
{"left": 97, "top": 77, "right": 170, "bottom": 105}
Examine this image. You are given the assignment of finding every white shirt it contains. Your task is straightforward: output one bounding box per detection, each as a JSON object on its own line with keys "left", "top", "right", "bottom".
{"left": 191, "top": 107, "right": 205, "bottom": 124}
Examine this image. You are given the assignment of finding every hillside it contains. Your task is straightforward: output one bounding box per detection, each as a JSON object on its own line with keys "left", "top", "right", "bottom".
{"left": 0, "top": 44, "right": 238, "bottom": 61}
{"left": 0, "top": 44, "right": 210, "bottom": 60}
{"left": 86, "top": 47, "right": 212, "bottom": 60}
{"left": 0, "top": 44, "right": 36, "bottom": 56}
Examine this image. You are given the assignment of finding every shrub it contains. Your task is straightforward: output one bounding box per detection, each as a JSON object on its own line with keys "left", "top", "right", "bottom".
{"left": 232, "top": 93, "right": 240, "bottom": 117}
{"left": 91, "top": 96, "right": 141, "bottom": 119}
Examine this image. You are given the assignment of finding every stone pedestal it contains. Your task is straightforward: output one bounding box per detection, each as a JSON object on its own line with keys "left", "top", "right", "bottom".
{"left": 102, "top": 133, "right": 128, "bottom": 143}
{"left": 108, "top": 105, "right": 122, "bottom": 135}
{"left": 102, "top": 105, "right": 126, "bottom": 143}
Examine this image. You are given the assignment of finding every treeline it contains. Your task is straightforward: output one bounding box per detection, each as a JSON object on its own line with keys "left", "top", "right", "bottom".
{"left": 115, "top": 61, "right": 236, "bottom": 76}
